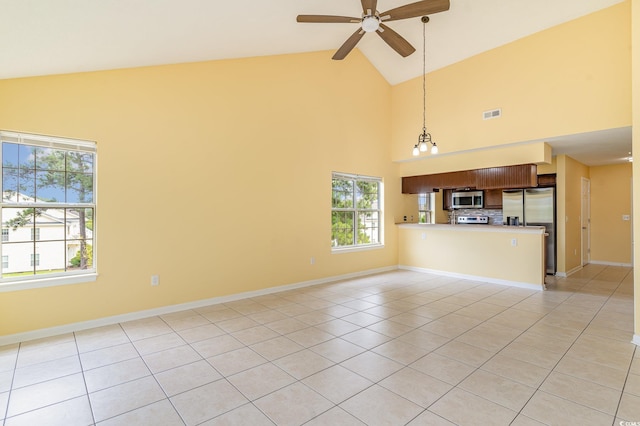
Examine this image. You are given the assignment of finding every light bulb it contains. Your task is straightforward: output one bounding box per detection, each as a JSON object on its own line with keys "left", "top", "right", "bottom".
{"left": 362, "top": 16, "right": 380, "bottom": 33}
{"left": 419, "top": 142, "right": 427, "bottom": 152}
{"left": 412, "top": 145, "right": 420, "bottom": 156}
{"left": 431, "top": 144, "right": 438, "bottom": 155}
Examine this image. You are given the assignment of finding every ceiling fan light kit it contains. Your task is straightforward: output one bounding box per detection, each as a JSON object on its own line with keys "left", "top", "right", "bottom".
{"left": 361, "top": 16, "right": 381, "bottom": 32}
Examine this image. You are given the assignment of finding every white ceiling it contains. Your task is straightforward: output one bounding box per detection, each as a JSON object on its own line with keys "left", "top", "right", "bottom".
{"left": 0, "top": 0, "right": 630, "bottom": 165}
{"left": 531, "top": 126, "right": 632, "bottom": 167}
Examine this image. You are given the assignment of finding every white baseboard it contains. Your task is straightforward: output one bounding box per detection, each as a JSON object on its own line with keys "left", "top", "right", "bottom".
{"left": 632, "top": 334, "right": 640, "bottom": 347}
{"left": 398, "top": 265, "right": 544, "bottom": 292}
{"left": 555, "top": 265, "right": 583, "bottom": 278}
{"left": 0, "top": 266, "right": 397, "bottom": 346}
{"left": 589, "top": 260, "right": 633, "bottom": 267}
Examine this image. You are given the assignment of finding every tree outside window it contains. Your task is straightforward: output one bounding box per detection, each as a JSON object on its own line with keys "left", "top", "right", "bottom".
{"left": 418, "top": 193, "right": 432, "bottom": 223}
{"left": 0, "top": 131, "right": 96, "bottom": 281}
{"left": 331, "top": 173, "right": 382, "bottom": 249}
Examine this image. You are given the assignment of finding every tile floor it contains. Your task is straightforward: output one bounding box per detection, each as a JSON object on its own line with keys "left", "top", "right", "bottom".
{"left": 0, "top": 264, "right": 638, "bottom": 425}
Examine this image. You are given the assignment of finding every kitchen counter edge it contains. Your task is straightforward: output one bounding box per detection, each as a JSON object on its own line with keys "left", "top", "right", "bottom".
{"left": 396, "top": 223, "right": 546, "bottom": 234}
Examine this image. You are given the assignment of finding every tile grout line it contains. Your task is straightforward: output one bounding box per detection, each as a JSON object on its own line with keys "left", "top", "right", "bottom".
{"left": 393, "top": 269, "right": 629, "bottom": 423}
{"left": 505, "top": 270, "right": 634, "bottom": 423}
{"left": 1, "top": 342, "right": 19, "bottom": 426}
{"left": 127, "top": 317, "right": 189, "bottom": 426}
{"left": 73, "top": 331, "right": 97, "bottom": 426}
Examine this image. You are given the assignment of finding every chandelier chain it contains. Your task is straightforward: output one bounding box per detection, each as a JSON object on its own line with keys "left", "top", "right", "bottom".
{"left": 422, "top": 19, "right": 426, "bottom": 132}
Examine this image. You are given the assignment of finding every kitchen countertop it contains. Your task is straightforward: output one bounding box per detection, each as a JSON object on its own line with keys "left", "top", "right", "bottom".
{"left": 396, "top": 223, "right": 546, "bottom": 234}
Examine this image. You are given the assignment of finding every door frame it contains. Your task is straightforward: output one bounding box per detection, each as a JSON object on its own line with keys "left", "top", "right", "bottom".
{"left": 581, "top": 177, "right": 591, "bottom": 266}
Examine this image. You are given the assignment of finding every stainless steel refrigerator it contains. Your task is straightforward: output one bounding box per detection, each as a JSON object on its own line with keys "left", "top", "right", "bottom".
{"left": 503, "top": 188, "right": 556, "bottom": 274}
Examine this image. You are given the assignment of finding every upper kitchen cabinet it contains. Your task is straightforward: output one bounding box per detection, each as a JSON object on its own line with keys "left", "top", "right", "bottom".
{"left": 402, "top": 170, "right": 474, "bottom": 193}
{"left": 484, "top": 189, "right": 503, "bottom": 209}
{"left": 475, "top": 165, "right": 538, "bottom": 189}
{"left": 402, "top": 164, "right": 538, "bottom": 194}
{"left": 402, "top": 174, "right": 440, "bottom": 194}
{"left": 537, "top": 173, "right": 557, "bottom": 187}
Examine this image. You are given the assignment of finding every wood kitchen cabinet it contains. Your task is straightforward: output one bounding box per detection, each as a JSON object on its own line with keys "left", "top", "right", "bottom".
{"left": 402, "top": 163, "right": 538, "bottom": 194}
{"left": 484, "top": 189, "right": 503, "bottom": 209}
{"left": 401, "top": 174, "right": 443, "bottom": 193}
{"left": 475, "top": 164, "right": 538, "bottom": 189}
{"left": 442, "top": 189, "right": 452, "bottom": 210}
{"left": 537, "top": 173, "right": 557, "bottom": 187}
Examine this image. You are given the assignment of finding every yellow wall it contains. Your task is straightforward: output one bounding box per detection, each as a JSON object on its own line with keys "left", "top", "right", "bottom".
{"left": 0, "top": 50, "right": 400, "bottom": 336}
{"left": 398, "top": 226, "right": 545, "bottom": 287}
{"left": 0, "top": 1, "right": 636, "bottom": 338}
{"left": 590, "top": 163, "right": 633, "bottom": 264}
{"left": 393, "top": 2, "right": 632, "bottom": 278}
{"left": 632, "top": 0, "right": 640, "bottom": 341}
{"left": 393, "top": 1, "right": 631, "bottom": 172}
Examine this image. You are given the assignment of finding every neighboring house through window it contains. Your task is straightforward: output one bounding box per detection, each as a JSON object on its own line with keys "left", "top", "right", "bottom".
{"left": 0, "top": 130, "right": 96, "bottom": 286}
{"left": 331, "top": 172, "right": 383, "bottom": 250}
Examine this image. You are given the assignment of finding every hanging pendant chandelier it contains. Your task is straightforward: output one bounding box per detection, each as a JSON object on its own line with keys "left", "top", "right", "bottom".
{"left": 412, "top": 16, "right": 438, "bottom": 157}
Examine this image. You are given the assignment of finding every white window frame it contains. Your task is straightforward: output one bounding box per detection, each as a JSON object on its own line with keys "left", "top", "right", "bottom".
{"left": 418, "top": 193, "right": 434, "bottom": 224}
{"left": 331, "top": 172, "right": 384, "bottom": 253}
{"left": 0, "top": 131, "right": 97, "bottom": 292}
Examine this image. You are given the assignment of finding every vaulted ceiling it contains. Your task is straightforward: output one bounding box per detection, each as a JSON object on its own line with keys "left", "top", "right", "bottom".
{"left": 0, "top": 0, "right": 630, "bottom": 164}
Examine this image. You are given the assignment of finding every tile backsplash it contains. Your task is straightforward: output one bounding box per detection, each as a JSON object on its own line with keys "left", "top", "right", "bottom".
{"left": 448, "top": 209, "right": 503, "bottom": 225}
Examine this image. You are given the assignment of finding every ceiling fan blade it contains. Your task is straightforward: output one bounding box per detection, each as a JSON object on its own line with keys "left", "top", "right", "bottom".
{"left": 332, "top": 29, "right": 366, "bottom": 60}
{"left": 381, "top": 0, "right": 450, "bottom": 22}
{"left": 297, "top": 15, "right": 360, "bottom": 24}
{"left": 361, "top": 0, "right": 378, "bottom": 15}
{"left": 376, "top": 24, "right": 416, "bottom": 57}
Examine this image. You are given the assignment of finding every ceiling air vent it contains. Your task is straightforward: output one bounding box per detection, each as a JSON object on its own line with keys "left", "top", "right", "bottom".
{"left": 483, "top": 108, "right": 502, "bottom": 120}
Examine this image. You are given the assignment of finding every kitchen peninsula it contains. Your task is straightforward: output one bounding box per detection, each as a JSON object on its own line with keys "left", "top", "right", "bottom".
{"left": 397, "top": 223, "right": 547, "bottom": 290}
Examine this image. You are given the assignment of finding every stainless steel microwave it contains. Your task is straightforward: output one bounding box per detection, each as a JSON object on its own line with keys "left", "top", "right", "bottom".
{"left": 451, "top": 190, "right": 483, "bottom": 209}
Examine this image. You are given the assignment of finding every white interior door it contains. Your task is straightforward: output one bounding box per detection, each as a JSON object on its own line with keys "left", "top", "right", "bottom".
{"left": 581, "top": 177, "right": 591, "bottom": 266}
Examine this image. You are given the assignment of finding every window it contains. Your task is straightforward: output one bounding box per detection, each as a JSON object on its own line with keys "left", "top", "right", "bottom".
{"left": 0, "top": 130, "right": 96, "bottom": 287}
{"left": 2, "top": 255, "right": 7, "bottom": 269}
{"left": 331, "top": 172, "right": 382, "bottom": 250}
{"left": 418, "top": 193, "right": 432, "bottom": 223}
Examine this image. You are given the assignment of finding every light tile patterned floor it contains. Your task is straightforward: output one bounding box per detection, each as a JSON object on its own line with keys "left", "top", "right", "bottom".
{"left": 0, "top": 264, "right": 638, "bottom": 425}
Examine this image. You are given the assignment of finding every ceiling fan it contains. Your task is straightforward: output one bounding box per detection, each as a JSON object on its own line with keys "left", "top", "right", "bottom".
{"left": 297, "top": 0, "right": 450, "bottom": 60}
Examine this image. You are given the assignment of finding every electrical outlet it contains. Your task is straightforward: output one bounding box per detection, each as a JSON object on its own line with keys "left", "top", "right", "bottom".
{"left": 623, "top": 215, "right": 630, "bottom": 221}
{"left": 511, "top": 238, "right": 517, "bottom": 247}
{"left": 151, "top": 275, "right": 159, "bottom": 286}
{"left": 310, "top": 257, "right": 315, "bottom": 265}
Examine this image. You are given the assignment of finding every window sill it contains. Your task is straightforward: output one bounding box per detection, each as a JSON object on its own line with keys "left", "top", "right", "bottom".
{"left": 0, "top": 272, "right": 97, "bottom": 292}
{"left": 331, "top": 244, "right": 384, "bottom": 254}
